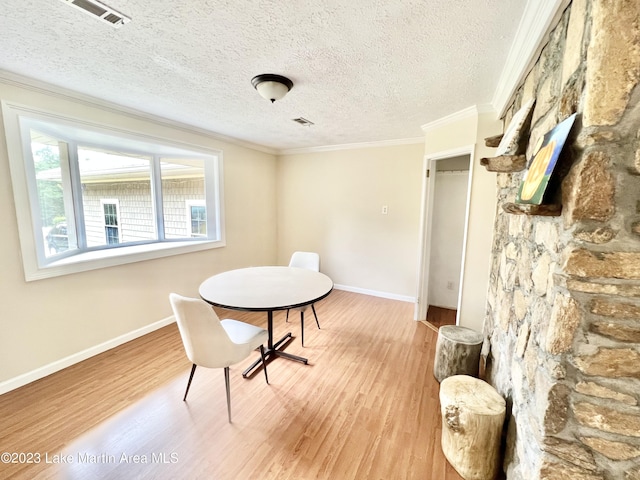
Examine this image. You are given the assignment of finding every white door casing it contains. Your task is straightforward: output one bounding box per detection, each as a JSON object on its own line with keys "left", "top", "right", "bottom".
{"left": 414, "top": 145, "right": 474, "bottom": 323}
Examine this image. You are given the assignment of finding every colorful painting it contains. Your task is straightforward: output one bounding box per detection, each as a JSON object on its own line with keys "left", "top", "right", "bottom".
{"left": 517, "top": 113, "right": 577, "bottom": 205}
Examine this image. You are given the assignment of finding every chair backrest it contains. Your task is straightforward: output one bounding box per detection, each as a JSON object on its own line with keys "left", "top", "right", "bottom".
{"left": 169, "top": 293, "right": 236, "bottom": 368}
{"left": 289, "top": 251, "right": 320, "bottom": 272}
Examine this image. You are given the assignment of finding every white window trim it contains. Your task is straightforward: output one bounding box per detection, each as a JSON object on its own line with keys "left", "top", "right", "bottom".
{"left": 2, "top": 100, "right": 226, "bottom": 282}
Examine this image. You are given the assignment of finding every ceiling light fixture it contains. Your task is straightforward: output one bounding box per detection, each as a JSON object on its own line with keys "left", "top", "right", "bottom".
{"left": 251, "top": 74, "right": 293, "bottom": 103}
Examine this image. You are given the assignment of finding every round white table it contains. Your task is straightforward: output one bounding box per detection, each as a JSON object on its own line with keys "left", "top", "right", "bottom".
{"left": 199, "top": 266, "right": 333, "bottom": 377}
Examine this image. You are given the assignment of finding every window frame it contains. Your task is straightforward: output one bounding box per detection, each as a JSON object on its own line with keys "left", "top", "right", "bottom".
{"left": 2, "top": 101, "right": 226, "bottom": 281}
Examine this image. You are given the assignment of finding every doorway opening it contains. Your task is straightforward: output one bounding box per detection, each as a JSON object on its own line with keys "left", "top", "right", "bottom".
{"left": 415, "top": 147, "right": 473, "bottom": 330}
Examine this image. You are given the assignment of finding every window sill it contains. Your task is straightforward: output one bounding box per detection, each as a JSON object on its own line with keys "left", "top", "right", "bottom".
{"left": 28, "top": 239, "right": 224, "bottom": 281}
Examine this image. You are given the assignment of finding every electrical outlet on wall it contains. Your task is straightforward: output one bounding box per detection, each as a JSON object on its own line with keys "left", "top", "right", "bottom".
{"left": 447, "top": 281, "right": 454, "bottom": 290}
{"left": 381, "top": 205, "right": 388, "bottom": 214}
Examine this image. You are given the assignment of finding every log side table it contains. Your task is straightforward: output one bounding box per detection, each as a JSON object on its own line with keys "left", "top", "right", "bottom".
{"left": 440, "top": 375, "right": 506, "bottom": 480}
{"left": 433, "top": 325, "right": 483, "bottom": 383}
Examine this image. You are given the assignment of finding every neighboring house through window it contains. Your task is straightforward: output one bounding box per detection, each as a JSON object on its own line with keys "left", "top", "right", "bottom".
{"left": 2, "top": 102, "right": 225, "bottom": 280}
{"left": 187, "top": 200, "right": 206, "bottom": 238}
{"left": 101, "top": 200, "right": 121, "bottom": 245}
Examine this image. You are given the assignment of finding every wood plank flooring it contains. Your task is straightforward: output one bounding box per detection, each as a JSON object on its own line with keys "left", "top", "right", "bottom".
{"left": 0, "top": 290, "right": 463, "bottom": 480}
{"left": 425, "top": 305, "right": 457, "bottom": 330}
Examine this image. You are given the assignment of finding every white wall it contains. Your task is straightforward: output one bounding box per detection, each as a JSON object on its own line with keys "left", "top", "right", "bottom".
{"left": 0, "top": 80, "right": 500, "bottom": 391}
{"left": 0, "top": 79, "right": 278, "bottom": 389}
{"left": 422, "top": 108, "right": 501, "bottom": 332}
{"left": 462, "top": 112, "right": 503, "bottom": 331}
{"left": 276, "top": 143, "right": 424, "bottom": 300}
{"left": 428, "top": 170, "right": 469, "bottom": 309}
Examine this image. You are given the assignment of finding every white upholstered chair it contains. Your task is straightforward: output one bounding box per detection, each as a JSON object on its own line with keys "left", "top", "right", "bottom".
{"left": 286, "top": 251, "right": 321, "bottom": 346}
{"left": 169, "top": 293, "right": 269, "bottom": 422}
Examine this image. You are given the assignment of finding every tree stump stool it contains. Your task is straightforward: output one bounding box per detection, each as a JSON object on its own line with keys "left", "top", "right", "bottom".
{"left": 439, "top": 375, "right": 506, "bottom": 480}
{"left": 433, "top": 325, "right": 483, "bottom": 383}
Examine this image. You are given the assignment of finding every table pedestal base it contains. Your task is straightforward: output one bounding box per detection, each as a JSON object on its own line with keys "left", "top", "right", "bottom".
{"left": 242, "top": 311, "right": 308, "bottom": 378}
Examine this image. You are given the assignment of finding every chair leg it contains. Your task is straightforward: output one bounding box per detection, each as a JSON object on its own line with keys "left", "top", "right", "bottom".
{"left": 259, "top": 345, "right": 269, "bottom": 384}
{"left": 285, "top": 309, "right": 290, "bottom": 323}
{"left": 224, "top": 366, "right": 231, "bottom": 423}
{"left": 311, "top": 304, "right": 321, "bottom": 329}
{"left": 300, "top": 310, "right": 305, "bottom": 347}
{"left": 183, "top": 364, "right": 197, "bottom": 401}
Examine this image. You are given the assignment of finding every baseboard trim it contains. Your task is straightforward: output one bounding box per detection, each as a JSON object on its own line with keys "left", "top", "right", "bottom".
{"left": 334, "top": 284, "right": 416, "bottom": 303}
{"left": 0, "top": 315, "right": 175, "bottom": 395}
{"left": 419, "top": 320, "right": 439, "bottom": 333}
{"left": 1, "top": 286, "right": 415, "bottom": 395}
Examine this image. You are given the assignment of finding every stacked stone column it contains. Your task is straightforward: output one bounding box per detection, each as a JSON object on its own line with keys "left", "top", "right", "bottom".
{"left": 484, "top": 1, "right": 640, "bottom": 479}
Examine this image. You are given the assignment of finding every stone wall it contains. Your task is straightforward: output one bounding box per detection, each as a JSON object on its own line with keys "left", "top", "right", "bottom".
{"left": 483, "top": 1, "right": 640, "bottom": 479}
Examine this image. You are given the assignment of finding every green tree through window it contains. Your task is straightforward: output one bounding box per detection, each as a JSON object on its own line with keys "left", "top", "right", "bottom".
{"left": 33, "top": 145, "right": 65, "bottom": 227}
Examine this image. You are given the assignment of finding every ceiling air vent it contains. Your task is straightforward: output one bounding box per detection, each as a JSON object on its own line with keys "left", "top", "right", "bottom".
{"left": 292, "top": 117, "right": 314, "bottom": 127}
{"left": 59, "top": 0, "right": 131, "bottom": 28}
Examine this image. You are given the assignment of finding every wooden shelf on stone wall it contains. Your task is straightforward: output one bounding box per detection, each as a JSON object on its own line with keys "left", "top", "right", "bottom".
{"left": 502, "top": 202, "right": 562, "bottom": 216}
{"left": 484, "top": 134, "right": 504, "bottom": 148}
{"left": 480, "top": 154, "right": 527, "bottom": 173}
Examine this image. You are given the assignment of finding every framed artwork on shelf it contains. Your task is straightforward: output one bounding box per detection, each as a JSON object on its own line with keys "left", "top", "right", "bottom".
{"left": 495, "top": 99, "right": 535, "bottom": 156}
{"left": 517, "top": 113, "right": 577, "bottom": 205}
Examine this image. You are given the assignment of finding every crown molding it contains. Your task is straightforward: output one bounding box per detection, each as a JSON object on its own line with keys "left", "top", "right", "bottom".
{"left": 420, "top": 104, "right": 495, "bottom": 134}
{"left": 491, "top": 0, "right": 571, "bottom": 117}
{"left": 421, "top": 106, "right": 478, "bottom": 133}
{"left": 278, "top": 136, "right": 425, "bottom": 156}
{"left": 0, "top": 70, "right": 278, "bottom": 155}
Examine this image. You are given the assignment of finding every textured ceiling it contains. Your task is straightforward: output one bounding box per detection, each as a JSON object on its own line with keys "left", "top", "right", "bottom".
{"left": 0, "top": 0, "right": 527, "bottom": 151}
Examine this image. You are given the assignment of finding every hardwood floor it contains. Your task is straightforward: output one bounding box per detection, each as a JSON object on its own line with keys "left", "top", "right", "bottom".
{"left": 425, "top": 305, "right": 457, "bottom": 331}
{"left": 0, "top": 290, "right": 463, "bottom": 480}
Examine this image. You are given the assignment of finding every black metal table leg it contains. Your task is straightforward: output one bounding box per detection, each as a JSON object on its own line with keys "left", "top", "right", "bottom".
{"left": 242, "top": 310, "right": 308, "bottom": 378}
